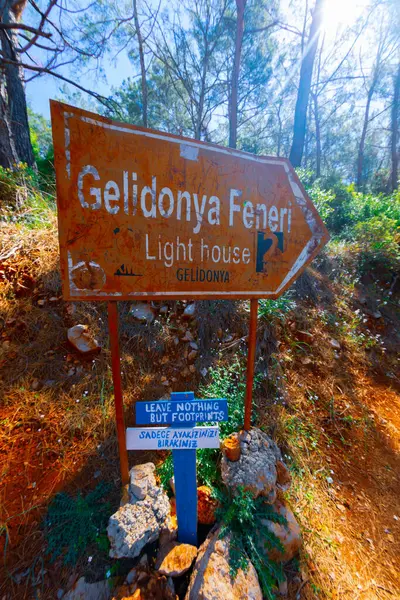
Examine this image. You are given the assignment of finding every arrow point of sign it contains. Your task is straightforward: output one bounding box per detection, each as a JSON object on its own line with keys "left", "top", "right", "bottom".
{"left": 272, "top": 163, "right": 330, "bottom": 297}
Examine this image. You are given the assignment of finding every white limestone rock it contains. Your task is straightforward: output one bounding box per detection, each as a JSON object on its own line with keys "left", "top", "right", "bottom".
{"left": 129, "top": 302, "right": 155, "bottom": 324}
{"left": 221, "top": 428, "right": 283, "bottom": 502}
{"left": 107, "top": 464, "right": 170, "bottom": 559}
{"left": 67, "top": 324, "right": 100, "bottom": 354}
{"left": 129, "top": 462, "right": 157, "bottom": 501}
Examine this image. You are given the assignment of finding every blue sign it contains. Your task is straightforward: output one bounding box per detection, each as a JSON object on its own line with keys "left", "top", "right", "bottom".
{"left": 136, "top": 397, "right": 228, "bottom": 425}
{"left": 130, "top": 391, "right": 229, "bottom": 546}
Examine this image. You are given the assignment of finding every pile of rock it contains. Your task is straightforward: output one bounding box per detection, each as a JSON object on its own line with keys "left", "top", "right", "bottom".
{"left": 104, "top": 428, "right": 301, "bottom": 600}
{"left": 112, "top": 562, "right": 177, "bottom": 600}
{"left": 221, "top": 428, "right": 292, "bottom": 501}
{"left": 221, "top": 427, "right": 301, "bottom": 565}
{"left": 183, "top": 428, "right": 301, "bottom": 599}
{"left": 107, "top": 463, "right": 198, "bottom": 599}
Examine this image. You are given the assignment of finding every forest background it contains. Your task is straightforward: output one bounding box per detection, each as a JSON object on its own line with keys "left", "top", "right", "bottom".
{"left": 0, "top": 0, "right": 399, "bottom": 192}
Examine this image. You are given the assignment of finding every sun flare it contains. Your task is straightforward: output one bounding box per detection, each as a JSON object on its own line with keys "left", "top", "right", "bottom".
{"left": 322, "top": 0, "right": 367, "bottom": 36}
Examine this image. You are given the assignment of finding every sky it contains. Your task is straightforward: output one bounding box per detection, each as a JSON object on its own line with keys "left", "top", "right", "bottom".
{"left": 26, "top": 51, "right": 133, "bottom": 119}
{"left": 25, "top": 0, "right": 371, "bottom": 120}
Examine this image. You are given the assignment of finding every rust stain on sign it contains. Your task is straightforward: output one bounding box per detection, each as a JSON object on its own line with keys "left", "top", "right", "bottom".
{"left": 50, "top": 101, "right": 330, "bottom": 301}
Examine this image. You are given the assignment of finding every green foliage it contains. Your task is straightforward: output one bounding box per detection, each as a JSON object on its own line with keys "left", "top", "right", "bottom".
{"left": 109, "top": 66, "right": 193, "bottom": 136}
{"left": 353, "top": 215, "right": 400, "bottom": 274}
{"left": 299, "top": 169, "right": 400, "bottom": 278}
{"left": 157, "top": 453, "right": 174, "bottom": 492}
{"left": 297, "top": 170, "right": 336, "bottom": 223}
{"left": 200, "top": 358, "right": 250, "bottom": 438}
{"left": 158, "top": 360, "right": 254, "bottom": 491}
{"left": 43, "top": 483, "right": 111, "bottom": 565}
{"left": 300, "top": 170, "right": 400, "bottom": 236}
{"left": 347, "top": 188, "right": 400, "bottom": 226}
{"left": 28, "top": 109, "right": 52, "bottom": 159}
{"left": 0, "top": 163, "right": 55, "bottom": 227}
{"left": 298, "top": 171, "right": 355, "bottom": 234}
{"left": 28, "top": 108, "right": 55, "bottom": 184}
{"left": 158, "top": 446, "right": 220, "bottom": 491}
{"left": 195, "top": 448, "right": 220, "bottom": 487}
{"left": 0, "top": 163, "right": 35, "bottom": 208}
{"left": 258, "top": 292, "right": 296, "bottom": 323}
{"left": 285, "top": 414, "right": 319, "bottom": 450}
{"left": 307, "top": 182, "right": 336, "bottom": 223}
{"left": 215, "top": 487, "right": 287, "bottom": 599}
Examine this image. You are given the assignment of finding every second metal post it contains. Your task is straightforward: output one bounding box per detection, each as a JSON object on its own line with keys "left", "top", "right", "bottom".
{"left": 244, "top": 298, "right": 259, "bottom": 430}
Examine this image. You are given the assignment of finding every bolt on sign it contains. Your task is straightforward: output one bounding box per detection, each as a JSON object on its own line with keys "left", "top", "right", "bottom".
{"left": 50, "top": 101, "right": 329, "bottom": 301}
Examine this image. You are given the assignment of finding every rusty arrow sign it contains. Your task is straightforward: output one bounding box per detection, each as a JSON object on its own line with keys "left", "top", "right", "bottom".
{"left": 51, "top": 101, "right": 329, "bottom": 302}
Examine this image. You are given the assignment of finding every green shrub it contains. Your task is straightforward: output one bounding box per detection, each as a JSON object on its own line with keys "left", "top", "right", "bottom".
{"left": 215, "top": 486, "right": 286, "bottom": 599}
{"left": 29, "top": 108, "right": 55, "bottom": 185}
{"left": 322, "top": 179, "right": 355, "bottom": 233}
{"left": 0, "top": 163, "right": 34, "bottom": 208}
{"left": 298, "top": 169, "right": 400, "bottom": 278}
{"left": 258, "top": 292, "right": 296, "bottom": 323}
{"left": 158, "top": 359, "right": 256, "bottom": 491}
{"left": 353, "top": 215, "right": 400, "bottom": 275}
{"left": 352, "top": 191, "right": 400, "bottom": 227}
{"left": 157, "top": 453, "right": 175, "bottom": 491}
{"left": 43, "top": 483, "right": 111, "bottom": 565}
{"left": 200, "top": 358, "right": 249, "bottom": 439}
{"left": 304, "top": 180, "right": 335, "bottom": 223}
{"left": 0, "top": 163, "right": 55, "bottom": 228}
{"left": 297, "top": 170, "right": 353, "bottom": 233}
{"left": 158, "top": 446, "right": 221, "bottom": 491}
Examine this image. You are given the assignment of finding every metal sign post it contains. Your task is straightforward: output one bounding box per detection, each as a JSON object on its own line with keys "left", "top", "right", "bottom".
{"left": 107, "top": 302, "right": 129, "bottom": 485}
{"left": 244, "top": 298, "right": 259, "bottom": 431}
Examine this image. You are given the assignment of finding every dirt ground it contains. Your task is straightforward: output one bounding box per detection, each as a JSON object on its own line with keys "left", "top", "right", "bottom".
{"left": 0, "top": 223, "right": 399, "bottom": 599}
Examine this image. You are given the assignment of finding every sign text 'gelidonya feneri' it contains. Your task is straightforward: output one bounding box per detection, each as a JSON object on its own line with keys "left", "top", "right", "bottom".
{"left": 51, "top": 101, "right": 330, "bottom": 301}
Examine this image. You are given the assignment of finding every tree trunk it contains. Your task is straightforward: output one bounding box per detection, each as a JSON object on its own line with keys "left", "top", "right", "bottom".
{"left": 303, "top": 98, "right": 313, "bottom": 167}
{"left": 133, "top": 0, "right": 148, "bottom": 128}
{"left": 357, "top": 25, "right": 388, "bottom": 191}
{"left": 289, "top": 0, "right": 324, "bottom": 167}
{"left": 276, "top": 102, "right": 282, "bottom": 156}
{"left": 195, "top": 71, "right": 206, "bottom": 140}
{"left": 0, "top": 0, "right": 35, "bottom": 168}
{"left": 357, "top": 80, "right": 376, "bottom": 191}
{"left": 0, "top": 79, "right": 19, "bottom": 168}
{"left": 390, "top": 61, "right": 400, "bottom": 192}
{"left": 229, "top": 0, "right": 246, "bottom": 149}
{"left": 313, "top": 92, "right": 321, "bottom": 177}
{"left": 195, "top": 27, "right": 210, "bottom": 140}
